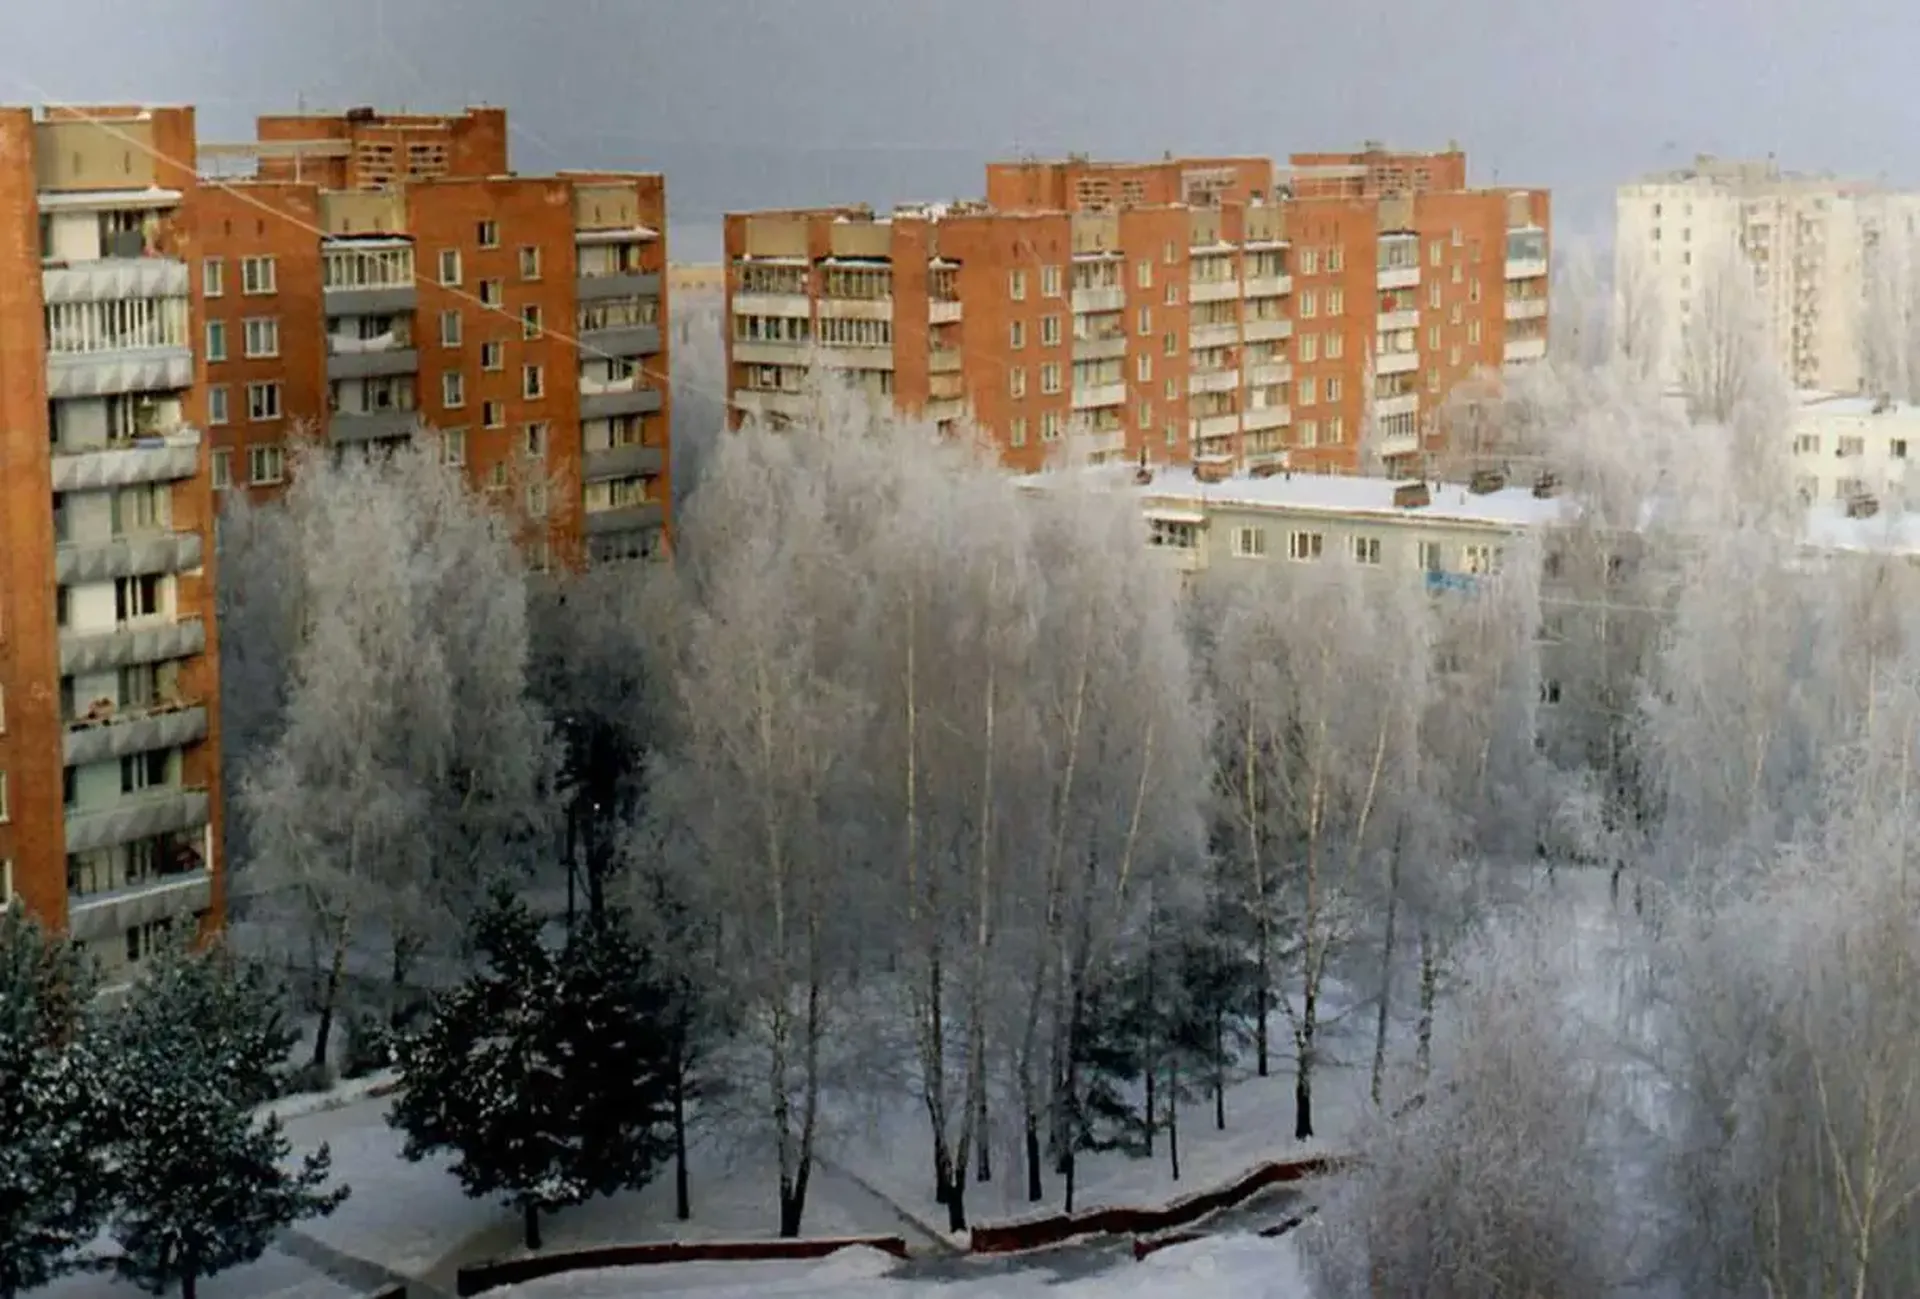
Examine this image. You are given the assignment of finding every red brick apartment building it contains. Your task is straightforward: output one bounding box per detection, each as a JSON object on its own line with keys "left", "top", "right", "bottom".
{"left": 194, "top": 106, "right": 672, "bottom": 569}
{"left": 723, "top": 146, "right": 1550, "bottom": 476}
{"left": 0, "top": 105, "right": 223, "bottom": 982}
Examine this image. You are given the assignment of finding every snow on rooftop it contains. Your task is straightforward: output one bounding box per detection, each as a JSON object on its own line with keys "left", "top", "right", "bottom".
{"left": 1801, "top": 500, "right": 1920, "bottom": 556}
{"left": 1084, "top": 464, "right": 1570, "bottom": 530}
{"left": 1796, "top": 388, "right": 1920, "bottom": 420}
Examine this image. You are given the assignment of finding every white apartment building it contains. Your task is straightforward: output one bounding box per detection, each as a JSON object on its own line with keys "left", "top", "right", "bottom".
{"left": 1789, "top": 390, "right": 1920, "bottom": 506}
{"left": 1617, "top": 156, "right": 1920, "bottom": 396}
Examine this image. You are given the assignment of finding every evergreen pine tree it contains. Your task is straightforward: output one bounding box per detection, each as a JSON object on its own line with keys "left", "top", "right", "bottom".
{"left": 102, "top": 937, "right": 348, "bottom": 1299}
{"left": 390, "top": 887, "right": 677, "bottom": 1249}
{"left": 0, "top": 902, "right": 113, "bottom": 1298}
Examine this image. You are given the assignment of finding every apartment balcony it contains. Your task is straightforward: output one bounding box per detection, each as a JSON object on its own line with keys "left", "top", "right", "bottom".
{"left": 1376, "top": 392, "right": 1420, "bottom": 419}
{"left": 1189, "top": 279, "right": 1241, "bottom": 304}
{"left": 579, "top": 383, "right": 664, "bottom": 420}
{"left": 1194, "top": 412, "right": 1241, "bottom": 439}
{"left": 1243, "top": 405, "right": 1291, "bottom": 432}
{"left": 577, "top": 270, "right": 661, "bottom": 303}
{"left": 1191, "top": 368, "right": 1240, "bottom": 395}
{"left": 928, "top": 299, "right": 963, "bottom": 324}
{"left": 68, "top": 864, "right": 213, "bottom": 946}
{"left": 1071, "top": 381, "right": 1128, "bottom": 411}
{"left": 582, "top": 443, "right": 665, "bottom": 483}
{"left": 1190, "top": 322, "right": 1240, "bottom": 349}
{"left": 58, "top": 617, "right": 205, "bottom": 676}
{"left": 1377, "top": 351, "right": 1420, "bottom": 376}
{"left": 582, "top": 502, "right": 666, "bottom": 536}
{"left": 50, "top": 430, "right": 200, "bottom": 492}
{"left": 581, "top": 324, "right": 662, "bottom": 358}
{"left": 734, "top": 389, "right": 810, "bottom": 421}
{"left": 325, "top": 332, "right": 418, "bottom": 381}
{"left": 816, "top": 296, "right": 892, "bottom": 322}
{"left": 1246, "top": 361, "right": 1292, "bottom": 387}
{"left": 42, "top": 257, "right": 190, "bottom": 305}
{"left": 1377, "top": 265, "right": 1421, "bottom": 291}
{"left": 1505, "top": 297, "right": 1550, "bottom": 321}
{"left": 1071, "top": 286, "right": 1126, "bottom": 314}
{"left": 1243, "top": 274, "right": 1292, "bottom": 299}
{"left": 1381, "top": 430, "right": 1421, "bottom": 459}
{"left": 1505, "top": 257, "right": 1549, "bottom": 282}
{"left": 812, "top": 345, "right": 895, "bottom": 372}
{"left": 1244, "top": 318, "right": 1292, "bottom": 343}
{"left": 1072, "top": 335, "right": 1127, "bottom": 362}
{"left": 929, "top": 347, "right": 962, "bottom": 373}
{"left": 329, "top": 408, "right": 419, "bottom": 445}
{"left": 322, "top": 283, "right": 417, "bottom": 316}
{"left": 47, "top": 347, "right": 193, "bottom": 400}
{"left": 54, "top": 530, "right": 203, "bottom": 586}
{"left": 733, "top": 340, "right": 810, "bottom": 366}
{"left": 1504, "top": 336, "right": 1548, "bottom": 363}
{"left": 1379, "top": 309, "right": 1420, "bottom": 333}
{"left": 925, "top": 397, "right": 965, "bottom": 423}
{"left": 1075, "top": 427, "right": 1128, "bottom": 459}
{"left": 63, "top": 701, "right": 208, "bottom": 769}
{"left": 734, "top": 292, "right": 813, "bottom": 318}
{"left": 64, "top": 785, "right": 212, "bottom": 858}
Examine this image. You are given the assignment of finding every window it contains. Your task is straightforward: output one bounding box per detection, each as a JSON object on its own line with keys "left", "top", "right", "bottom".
{"left": 1326, "top": 332, "right": 1344, "bottom": 360}
{"left": 1469, "top": 278, "right": 1482, "bottom": 303}
{"left": 440, "top": 311, "right": 462, "bottom": 347}
{"left": 1428, "top": 325, "right": 1442, "bottom": 350}
{"left": 1299, "top": 376, "right": 1317, "bottom": 406}
{"left": 1429, "top": 240, "right": 1443, "bottom": 267}
{"left": 1164, "top": 422, "right": 1178, "bottom": 447}
{"left": 1136, "top": 260, "right": 1152, "bottom": 289}
{"left": 1328, "top": 415, "right": 1344, "bottom": 442}
{"left": 1468, "top": 320, "right": 1482, "bottom": 345}
{"left": 525, "top": 422, "right": 548, "bottom": 459}
{"left": 1328, "top": 247, "right": 1344, "bottom": 272}
{"left": 207, "top": 386, "right": 229, "bottom": 425}
{"left": 0, "top": 772, "right": 8, "bottom": 824}
{"left": 1041, "top": 264, "right": 1063, "bottom": 297}
{"left": 1129, "top": 354, "right": 1149, "bottom": 383}
{"left": 1010, "top": 320, "right": 1026, "bottom": 349}
{"left": 1288, "top": 530, "right": 1324, "bottom": 561}
{"left": 1895, "top": 439, "right": 1909, "bottom": 459}
{"left": 205, "top": 320, "right": 227, "bottom": 362}
{"left": 1040, "top": 362, "right": 1061, "bottom": 394}
{"left": 526, "top": 481, "right": 548, "bottom": 517}
{"left": 1464, "top": 544, "right": 1502, "bottom": 575}
{"left": 125, "top": 919, "right": 173, "bottom": 964}
{"left": 488, "top": 463, "right": 508, "bottom": 492}
{"left": 1352, "top": 536, "right": 1381, "bottom": 565}
{"left": 1327, "top": 288, "right": 1344, "bottom": 316}
{"left": 1428, "top": 282, "right": 1442, "bottom": 309}
{"left": 1042, "top": 411, "right": 1061, "bottom": 441}
{"left": 1163, "top": 241, "right": 1178, "bottom": 265}
{"left": 1164, "top": 281, "right": 1179, "bottom": 306}
{"left": 1449, "top": 345, "right": 1461, "bottom": 366}
{"left": 1163, "top": 331, "right": 1177, "bottom": 356}
{"left": 523, "top": 363, "right": 545, "bottom": 399}
{"left": 243, "top": 316, "right": 279, "bottom": 358}
{"left": 1792, "top": 433, "right": 1821, "bottom": 455}
{"left": 476, "top": 220, "right": 501, "bottom": 248}
{"left": 1300, "top": 335, "right": 1318, "bottom": 363}
{"left": 439, "top": 249, "right": 462, "bottom": 285}
{"left": 442, "top": 372, "right": 466, "bottom": 407}
{"left": 115, "top": 575, "right": 160, "bottom": 622}
{"left": 1164, "top": 376, "right": 1178, "bottom": 399}
{"left": 480, "top": 279, "right": 504, "bottom": 307}
{"left": 1008, "top": 269, "right": 1027, "bottom": 300}
{"left": 481, "top": 341, "right": 504, "bottom": 371}
{"left": 248, "top": 443, "right": 283, "bottom": 485}
{"left": 203, "top": 258, "right": 224, "bottom": 297}
{"left": 0, "top": 860, "right": 9, "bottom": 903}
{"left": 1300, "top": 249, "right": 1319, "bottom": 275}
{"left": 443, "top": 428, "right": 467, "bottom": 466}
{"left": 120, "top": 751, "right": 166, "bottom": 794}
{"left": 521, "top": 304, "right": 541, "bottom": 339}
{"left": 0, "top": 684, "right": 5, "bottom": 733}
{"left": 1138, "top": 401, "right": 1152, "bottom": 428}
{"left": 482, "top": 400, "right": 505, "bottom": 428}
{"left": 518, "top": 246, "right": 541, "bottom": 279}
{"left": 246, "top": 382, "right": 281, "bottom": 422}
{"left": 1010, "top": 417, "right": 1028, "bottom": 448}
{"left": 1838, "top": 435, "right": 1865, "bottom": 457}
{"left": 1417, "top": 541, "right": 1442, "bottom": 572}
{"left": 240, "top": 256, "right": 276, "bottom": 294}
{"left": 1231, "top": 526, "right": 1268, "bottom": 558}
{"left": 211, "top": 449, "right": 231, "bottom": 490}
{"left": 1041, "top": 315, "right": 1061, "bottom": 346}
{"left": 1326, "top": 377, "right": 1342, "bottom": 402}
{"left": 1009, "top": 367, "right": 1027, "bottom": 399}
{"left": 1137, "top": 307, "right": 1152, "bottom": 335}
{"left": 1540, "top": 680, "right": 1563, "bottom": 705}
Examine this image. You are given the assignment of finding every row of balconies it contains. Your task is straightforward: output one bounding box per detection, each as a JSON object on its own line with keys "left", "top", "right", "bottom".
{"left": 50, "top": 430, "right": 200, "bottom": 493}
{"left": 63, "top": 700, "right": 208, "bottom": 769}
{"left": 54, "top": 531, "right": 202, "bottom": 587}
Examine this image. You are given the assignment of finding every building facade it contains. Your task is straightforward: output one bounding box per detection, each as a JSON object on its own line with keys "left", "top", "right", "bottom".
{"left": 0, "top": 105, "right": 223, "bottom": 984}
{"left": 1790, "top": 390, "right": 1920, "bottom": 506}
{"left": 1617, "top": 155, "right": 1920, "bottom": 396}
{"left": 196, "top": 107, "right": 672, "bottom": 567}
{"left": 724, "top": 148, "right": 1549, "bottom": 477}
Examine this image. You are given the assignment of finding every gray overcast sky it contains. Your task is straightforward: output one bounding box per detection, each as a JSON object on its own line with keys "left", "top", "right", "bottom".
{"left": 0, "top": 0, "right": 1905, "bottom": 257}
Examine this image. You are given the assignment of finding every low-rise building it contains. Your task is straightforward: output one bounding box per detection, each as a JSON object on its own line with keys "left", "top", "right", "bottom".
{"left": 1790, "top": 390, "right": 1920, "bottom": 506}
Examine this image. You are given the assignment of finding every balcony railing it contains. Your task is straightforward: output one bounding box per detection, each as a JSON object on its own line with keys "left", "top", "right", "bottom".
{"left": 67, "top": 859, "right": 212, "bottom": 945}
{"left": 582, "top": 502, "right": 667, "bottom": 536}
{"left": 1377, "top": 351, "right": 1420, "bottom": 376}
{"left": 1379, "top": 309, "right": 1420, "bottom": 333}
{"left": 325, "top": 332, "right": 419, "bottom": 380}
{"left": 1244, "top": 317, "right": 1292, "bottom": 343}
{"left": 1505, "top": 297, "right": 1549, "bottom": 320}
{"left": 54, "top": 530, "right": 203, "bottom": 586}
{"left": 1189, "top": 279, "right": 1241, "bottom": 304}
{"left": 582, "top": 443, "right": 666, "bottom": 483}
{"left": 64, "top": 785, "right": 212, "bottom": 857}
{"left": 1070, "top": 286, "right": 1126, "bottom": 314}
{"left": 42, "top": 257, "right": 190, "bottom": 305}
{"left": 580, "top": 386, "right": 664, "bottom": 420}
{"left": 1190, "top": 368, "right": 1240, "bottom": 395}
{"left": 58, "top": 617, "right": 205, "bottom": 676}
{"left": 580, "top": 323, "right": 662, "bottom": 359}
{"left": 1190, "top": 322, "right": 1240, "bottom": 349}
{"left": 329, "top": 408, "right": 419, "bottom": 445}
{"left": 50, "top": 429, "right": 200, "bottom": 492}
{"left": 1377, "top": 265, "right": 1421, "bottom": 291}
{"left": 47, "top": 348, "right": 193, "bottom": 400}
{"left": 1070, "top": 381, "right": 1128, "bottom": 411}
{"left": 63, "top": 700, "right": 209, "bottom": 768}
{"left": 577, "top": 270, "right": 661, "bottom": 302}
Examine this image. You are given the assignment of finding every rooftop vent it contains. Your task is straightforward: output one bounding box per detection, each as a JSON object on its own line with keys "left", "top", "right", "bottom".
{"left": 1847, "top": 492, "right": 1881, "bottom": 519}
{"left": 1194, "top": 459, "right": 1232, "bottom": 484}
{"left": 1533, "top": 471, "right": 1560, "bottom": 499}
{"left": 1394, "top": 481, "right": 1432, "bottom": 510}
{"left": 345, "top": 106, "right": 377, "bottom": 123}
{"left": 1249, "top": 460, "right": 1287, "bottom": 479}
{"left": 1134, "top": 448, "right": 1153, "bottom": 486}
{"left": 1874, "top": 392, "right": 1894, "bottom": 414}
{"left": 1469, "top": 468, "right": 1508, "bottom": 495}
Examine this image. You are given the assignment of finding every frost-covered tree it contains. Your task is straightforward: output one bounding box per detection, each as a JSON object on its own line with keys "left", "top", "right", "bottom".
{"left": 236, "top": 441, "right": 556, "bottom": 1067}
{"left": 1301, "top": 910, "right": 1620, "bottom": 1299}
{"left": 101, "top": 939, "right": 347, "bottom": 1299}
{"left": 1681, "top": 240, "right": 1783, "bottom": 428}
{"left": 389, "top": 887, "right": 676, "bottom": 1250}
{"left": 0, "top": 903, "right": 111, "bottom": 1298}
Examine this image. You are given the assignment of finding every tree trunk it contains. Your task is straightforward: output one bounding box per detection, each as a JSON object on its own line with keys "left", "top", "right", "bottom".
{"left": 1024, "top": 1108, "right": 1042, "bottom": 1202}
{"left": 1168, "top": 1063, "right": 1182, "bottom": 1182}
{"left": 523, "top": 1201, "right": 542, "bottom": 1250}
{"left": 1294, "top": 996, "right": 1317, "bottom": 1142}
{"left": 975, "top": 1085, "right": 991, "bottom": 1183}
{"left": 673, "top": 1062, "right": 691, "bottom": 1221}
{"left": 933, "top": 1138, "right": 954, "bottom": 1207}
{"left": 1144, "top": 1058, "right": 1156, "bottom": 1157}
{"left": 1371, "top": 872, "right": 1400, "bottom": 1108}
{"left": 1416, "top": 928, "right": 1438, "bottom": 1078}
{"left": 943, "top": 1162, "right": 968, "bottom": 1233}
{"left": 1213, "top": 1010, "right": 1227, "bottom": 1131}
{"left": 1063, "top": 1144, "right": 1078, "bottom": 1216}
{"left": 779, "top": 1160, "right": 811, "bottom": 1239}
{"left": 1255, "top": 971, "right": 1270, "bottom": 1077}
{"left": 309, "top": 911, "right": 351, "bottom": 1071}
{"left": 181, "top": 1273, "right": 197, "bottom": 1299}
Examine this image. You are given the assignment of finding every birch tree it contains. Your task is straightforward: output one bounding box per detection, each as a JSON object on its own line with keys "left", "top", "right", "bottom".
{"left": 237, "top": 442, "right": 555, "bottom": 1068}
{"left": 1682, "top": 240, "right": 1781, "bottom": 427}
